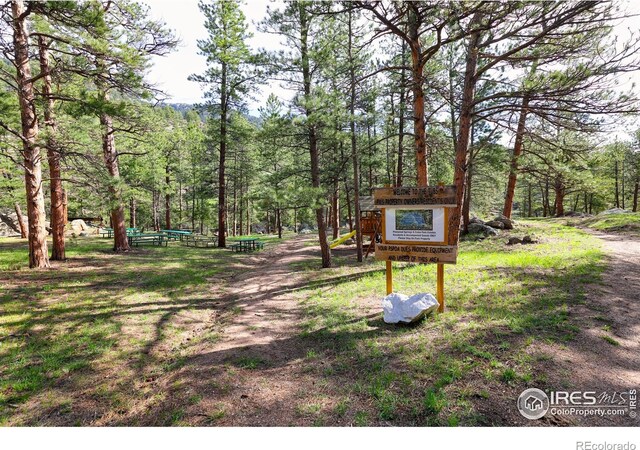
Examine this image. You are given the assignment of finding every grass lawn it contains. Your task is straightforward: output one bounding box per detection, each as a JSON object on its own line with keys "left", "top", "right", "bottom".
{"left": 570, "top": 212, "right": 640, "bottom": 234}
{"left": 0, "top": 222, "right": 606, "bottom": 425}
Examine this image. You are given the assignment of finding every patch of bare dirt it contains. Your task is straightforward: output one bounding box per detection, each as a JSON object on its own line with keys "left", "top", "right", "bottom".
{"left": 532, "top": 231, "right": 640, "bottom": 426}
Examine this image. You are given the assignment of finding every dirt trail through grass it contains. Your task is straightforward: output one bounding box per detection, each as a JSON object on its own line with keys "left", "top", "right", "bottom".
{"left": 208, "top": 235, "right": 318, "bottom": 361}
{"left": 540, "top": 231, "right": 640, "bottom": 426}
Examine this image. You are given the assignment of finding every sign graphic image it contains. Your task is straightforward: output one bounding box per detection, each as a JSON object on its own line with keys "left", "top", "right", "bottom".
{"left": 395, "top": 209, "right": 433, "bottom": 231}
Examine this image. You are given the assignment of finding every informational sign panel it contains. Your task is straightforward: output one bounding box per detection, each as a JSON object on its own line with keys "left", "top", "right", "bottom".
{"left": 384, "top": 207, "right": 445, "bottom": 243}
{"left": 374, "top": 185, "right": 459, "bottom": 265}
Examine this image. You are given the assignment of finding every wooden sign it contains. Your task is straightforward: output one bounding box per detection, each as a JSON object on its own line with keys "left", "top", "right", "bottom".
{"left": 375, "top": 244, "right": 458, "bottom": 264}
{"left": 373, "top": 184, "right": 460, "bottom": 313}
{"left": 373, "top": 186, "right": 457, "bottom": 207}
{"left": 374, "top": 185, "right": 459, "bottom": 263}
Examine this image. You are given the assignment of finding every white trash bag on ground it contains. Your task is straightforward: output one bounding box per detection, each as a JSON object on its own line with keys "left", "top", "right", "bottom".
{"left": 382, "top": 292, "right": 439, "bottom": 324}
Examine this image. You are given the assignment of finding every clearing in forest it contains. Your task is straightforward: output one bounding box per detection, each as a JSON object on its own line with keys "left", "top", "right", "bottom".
{"left": 0, "top": 220, "right": 637, "bottom": 426}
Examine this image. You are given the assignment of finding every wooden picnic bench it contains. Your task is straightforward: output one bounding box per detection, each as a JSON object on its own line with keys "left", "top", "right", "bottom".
{"left": 127, "top": 233, "right": 167, "bottom": 247}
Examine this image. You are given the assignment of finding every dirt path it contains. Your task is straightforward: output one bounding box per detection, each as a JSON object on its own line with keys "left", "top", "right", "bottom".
{"left": 209, "top": 235, "right": 318, "bottom": 360}
{"left": 540, "top": 231, "right": 640, "bottom": 426}
{"left": 145, "top": 235, "right": 341, "bottom": 426}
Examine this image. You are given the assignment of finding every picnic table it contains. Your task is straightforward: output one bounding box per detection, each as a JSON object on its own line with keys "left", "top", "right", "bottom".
{"left": 184, "top": 235, "right": 218, "bottom": 248}
{"left": 127, "top": 233, "right": 167, "bottom": 247}
{"left": 161, "top": 229, "right": 192, "bottom": 241}
{"left": 229, "top": 238, "right": 264, "bottom": 252}
{"left": 99, "top": 227, "right": 139, "bottom": 238}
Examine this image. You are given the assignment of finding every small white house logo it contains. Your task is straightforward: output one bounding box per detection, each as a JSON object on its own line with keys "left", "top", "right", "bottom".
{"left": 518, "top": 388, "right": 550, "bottom": 419}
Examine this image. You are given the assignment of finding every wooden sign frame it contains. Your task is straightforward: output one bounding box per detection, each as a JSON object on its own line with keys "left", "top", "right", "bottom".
{"left": 373, "top": 185, "right": 460, "bottom": 312}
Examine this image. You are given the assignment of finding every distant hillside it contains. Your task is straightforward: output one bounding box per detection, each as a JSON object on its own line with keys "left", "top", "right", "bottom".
{"left": 162, "top": 103, "right": 261, "bottom": 126}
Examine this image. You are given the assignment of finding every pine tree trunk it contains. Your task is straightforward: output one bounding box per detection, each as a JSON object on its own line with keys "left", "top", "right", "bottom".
{"left": 14, "top": 202, "right": 27, "bottom": 238}
{"left": 614, "top": 160, "right": 620, "bottom": 208}
{"left": 554, "top": 178, "right": 565, "bottom": 217}
{"left": 12, "top": 0, "right": 49, "bottom": 268}
{"left": 277, "top": 207, "right": 282, "bottom": 239}
{"left": 38, "top": 35, "right": 66, "bottom": 261}
{"left": 238, "top": 172, "right": 243, "bottom": 236}
{"left": 165, "top": 165, "right": 171, "bottom": 229}
{"left": 396, "top": 43, "right": 407, "bottom": 187}
{"left": 451, "top": 13, "right": 483, "bottom": 243}
{"left": 503, "top": 94, "right": 530, "bottom": 219}
{"left": 528, "top": 183, "right": 533, "bottom": 217}
{"left": 632, "top": 179, "right": 638, "bottom": 212}
{"left": 345, "top": 179, "right": 353, "bottom": 233}
{"left": 96, "top": 62, "right": 129, "bottom": 252}
{"left": 408, "top": 7, "right": 428, "bottom": 186}
{"left": 293, "top": 207, "right": 297, "bottom": 233}
{"left": 232, "top": 170, "right": 237, "bottom": 237}
{"left": 179, "top": 180, "right": 182, "bottom": 224}
{"left": 621, "top": 160, "right": 625, "bottom": 210}
{"left": 130, "top": 197, "right": 136, "bottom": 228}
{"left": 300, "top": 4, "right": 330, "bottom": 268}
{"left": 332, "top": 185, "right": 339, "bottom": 239}
{"left": 218, "top": 61, "right": 228, "bottom": 247}
{"left": 246, "top": 197, "right": 250, "bottom": 235}
{"left": 462, "top": 157, "right": 473, "bottom": 232}
{"left": 348, "top": 9, "right": 363, "bottom": 262}
{"left": 191, "top": 181, "right": 196, "bottom": 231}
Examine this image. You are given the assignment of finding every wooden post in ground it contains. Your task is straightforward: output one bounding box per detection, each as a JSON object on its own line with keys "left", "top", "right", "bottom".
{"left": 386, "top": 260, "right": 393, "bottom": 294}
{"left": 437, "top": 263, "right": 444, "bottom": 313}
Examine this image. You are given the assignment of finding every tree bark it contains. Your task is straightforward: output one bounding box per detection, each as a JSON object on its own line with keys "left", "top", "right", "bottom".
{"left": 12, "top": 0, "right": 49, "bottom": 268}
{"left": 129, "top": 197, "right": 136, "bottom": 228}
{"left": 408, "top": 7, "right": 428, "bottom": 186}
{"left": 554, "top": 178, "right": 565, "bottom": 217}
{"left": 632, "top": 179, "right": 639, "bottom": 212}
{"left": 300, "top": 4, "right": 331, "bottom": 268}
{"left": 503, "top": 94, "right": 531, "bottom": 219}
{"left": 344, "top": 179, "right": 353, "bottom": 233}
{"left": 277, "top": 207, "right": 282, "bottom": 239}
{"left": 396, "top": 42, "right": 407, "bottom": 187}
{"left": 331, "top": 185, "right": 339, "bottom": 239}
{"left": 503, "top": 60, "right": 537, "bottom": 219}
{"left": 14, "top": 202, "right": 27, "bottom": 238}
{"left": 348, "top": 9, "right": 363, "bottom": 262}
{"left": 621, "top": 159, "right": 625, "bottom": 210}
{"left": 614, "top": 160, "right": 620, "bottom": 208}
{"left": 38, "top": 35, "right": 66, "bottom": 261}
{"left": 462, "top": 120, "right": 476, "bottom": 232}
{"left": 165, "top": 165, "right": 171, "bottom": 229}
{"left": 100, "top": 109, "right": 130, "bottom": 251}
{"left": 217, "top": 60, "right": 228, "bottom": 247}
{"left": 246, "top": 197, "right": 250, "bottom": 235}
{"left": 451, "top": 13, "right": 483, "bottom": 243}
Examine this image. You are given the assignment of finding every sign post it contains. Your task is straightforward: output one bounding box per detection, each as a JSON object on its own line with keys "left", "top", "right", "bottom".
{"left": 373, "top": 185, "right": 459, "bottom": 312}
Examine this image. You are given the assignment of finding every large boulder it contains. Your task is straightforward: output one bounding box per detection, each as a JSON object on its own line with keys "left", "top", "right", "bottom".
{"left": 468, "top": 222, "right": 500, "bottom": 236}
{"left": 70, "top": 219, "right": 87, "bottom": 232}
{"left": 252, "top": 223, "right": 267, "bottom": 234}
{"left": 485, "top": 220, "right": 505, "bottom": 229}
{"left": 492, "top": 215, "right": 514, "bottom": 230}
{"left": 507, "top": 237, "right": 522, "bottom": 246}
{"left": 469, "top": 216, "right": 485, "bottom": 225}
{"left": 0, "top": 210, "right": 22, "bottom": 237}
{"left": 382, "top": 292, "right": 439, "bottom": 324}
